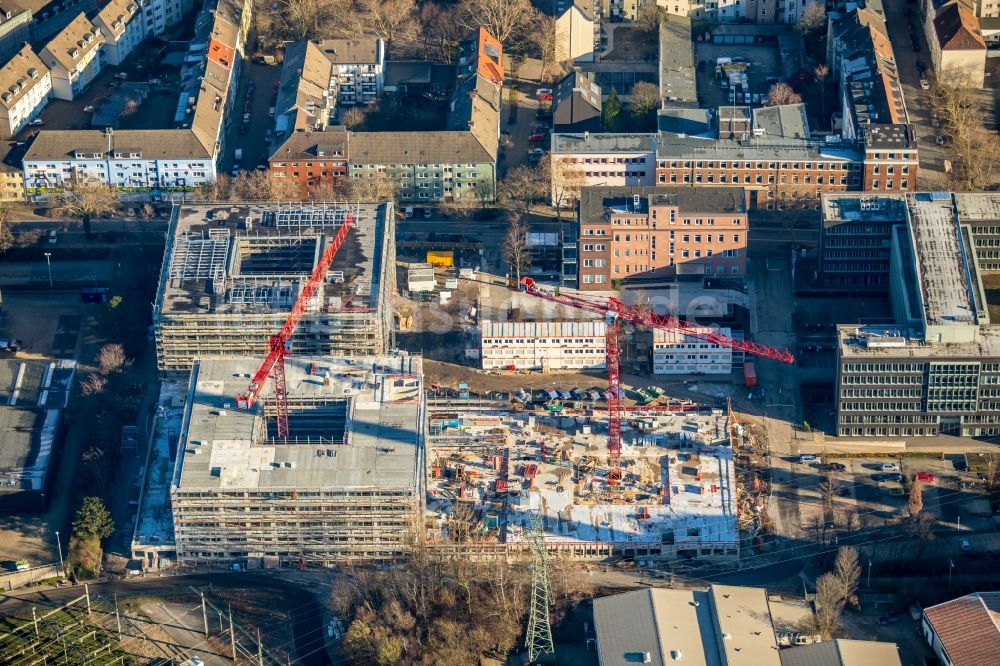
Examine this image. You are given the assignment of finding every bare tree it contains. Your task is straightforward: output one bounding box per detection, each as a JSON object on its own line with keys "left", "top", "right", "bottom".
{"left": 418, "top": 2, "right": 464, "bottom": 62}
{"left": 502, "top": 212, "right": 530, "bottom": 283}
{"left": 952, "top": 130, "right": 1000, "bottom": 190}
{"left": 832, "top": 546, "right": 860, "bottom": 606}
{"left": 458, "top": 0, "right": 536, "bottom": 45}
{"left": 532, "top": 14, "right": 559, "bottom": 82}
{"left": 809, "top": 571, "right": 846, "bottom": 640}
{"left": 629, "top": 81, "right": 661, "bottom": 123}
{"left": 192, "top": 175, "right": 234, "bottom": 203}
{"left": 634, "top": 4, "right": 660, "bottom": 33}
{"left": 908, "top": 479, "right": 924, "bottom": 517}
{"left": 358, "top": 0, "right": 418, "bottom": 47}
{"left": 814, "top": 63, "right": 830, "bottom": 122}
{"left": 346, "top": 172, "right": 399, "bottom": 202}
{"left": 540, "top": 154, "right": 585, "bottom": 215}
{"left": 341, "top": 106, "right": 368, "bottom": 130}
{"left": 55, "top": 184, "right": 120, "bottom": 237}
{"left": 97, "top": 343, "right": 132, "bottom": 375}
{"left": 0, "top": 203, "right": 11, "bottom": 253}
{"left": 278, "top": 0, "right": 356, "bottom": 40}
{"left": 497, "top": 164, "right": 545, "bottom": 218}
{"left": 796, "top": 3, "right": 827, "bottom": 36}
{"left": 766, "top": 82, "right": 802, "bottom": 107}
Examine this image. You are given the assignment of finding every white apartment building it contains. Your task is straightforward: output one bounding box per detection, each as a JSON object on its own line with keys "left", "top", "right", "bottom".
{"left": 479, "top": 320, "right": 607, "bottom": 371}
{"left": 95, "top": 0, "right": 145, "bottom": 66}
{"left": 22, "top": 129, "right": 218, "bottom": 190}
{"left": 315, "top": 38, "right": 385, "bottom": 106}
{"left": 138, "top": 0, "right": 195, "bottom": 36}
{"left": 550, "top": 133, "right": 657, "bottom": 206}
{"left": 652, "top": 327, "right": 734, "bottom": 375}
{"left": 39, "top": 13, "right": 104, "bottom": 101}
{"left": 0, "top": 46, "right": 51, "bottom": 140}
{"left": 657, "top": 0, "right": 816, "bottom": 22}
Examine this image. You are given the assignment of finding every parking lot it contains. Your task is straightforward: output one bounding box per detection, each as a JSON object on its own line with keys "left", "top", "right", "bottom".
{"left": 694, "top": 41, "right": 784, "bottom": 110}
{"left": 776, "top": 453, "right": 995, "bottom": 540}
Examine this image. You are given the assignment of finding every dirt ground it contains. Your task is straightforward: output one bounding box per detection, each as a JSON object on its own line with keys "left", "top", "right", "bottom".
{"left": 0, "top": 292, "right": 98, "bottom": 359}
{"left": 604, "top": 26, "right": 658, "bottom": 63}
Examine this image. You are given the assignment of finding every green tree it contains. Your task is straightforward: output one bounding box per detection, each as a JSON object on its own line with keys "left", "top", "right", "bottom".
{"left": 602, "top": 89, "right": 622, "bottom": 131}
{"left": 72, "top": 496, "right": 115, "bottom": 540}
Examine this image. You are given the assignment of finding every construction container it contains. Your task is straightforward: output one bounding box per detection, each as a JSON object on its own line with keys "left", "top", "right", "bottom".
{"left": 427, "top": 250, "right": 454, "bottom": 267}
{"left": 743, "top": 361, "right": 757, "bottom": 387}
{"left": 404, "top": 262, "right": 436, "bottom": 292}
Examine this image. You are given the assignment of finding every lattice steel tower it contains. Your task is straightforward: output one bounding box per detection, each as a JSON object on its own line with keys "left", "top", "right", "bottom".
{"left": 525, "top": 515, "right": 555, "bottom": 663}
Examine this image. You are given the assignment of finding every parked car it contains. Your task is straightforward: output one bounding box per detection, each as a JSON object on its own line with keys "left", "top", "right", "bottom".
{"left": 538, "top": 92, "right": 553, "bottom": 102}
{"left": 889, "top": 486, "right": 906, "bottom": 496}
{"left": 920, "top": 79, "right": 930, "bottom": 90}
{"left": 820, "top": 462, "right": 847, "bottom": 472}
{"left": 960, "top": 538, "right": 972, "bottom": 552}
{"left": 881, "top": 462, "right": 900, "bottom": 472}
{"left": 536, "top": 88, "right": 553, "bottom": 96}
{"left": 873, "top": 472, "right": 903, "bottom": 482}
{"left": 528, "top": 132, "right": 547, "bottom": 142}
{"left": 915, "top": 471, "right": 937, "bottom": 482}
{"left": 799, "top": 454, "right": 819, "bottom": 464}
{"left": 48, "top": 230, "right": 57, "bottom": 244}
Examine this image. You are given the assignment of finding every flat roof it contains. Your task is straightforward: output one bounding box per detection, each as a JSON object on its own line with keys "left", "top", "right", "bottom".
{"left": 659, "top": 14, "right": 697, "bottom": 107}
{"left": 155, "top": 203, "right": 390, "bottom": 317}
{"left": 906, "top": 193, "right": 977, "bottom": 326}
{"left": 578, "top": 185, "right": 745, "bottom": 225}
{"left": 552, "top": 133, "right": 656, "bottom": 154}
{"left": 172, "top": 355, "right": 422, "bottom": 492}
{"left": 821, "top": 193, "right": 908, "bottom": 223}
{"left": 837, "top": 325, "right": 1000, "bottom": 358}
{"left": 0, "top": 359, "right": 76, "bottom": 492}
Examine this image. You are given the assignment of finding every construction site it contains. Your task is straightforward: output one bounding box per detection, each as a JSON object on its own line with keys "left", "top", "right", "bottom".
{"left": 153, "top": 202, "right": 395, "bottom": 373}
{"left": 425, "top": 396, "right": 741, "bottom": 560}
{"left": 167, "top": 353, "right": 423, "bottom": 568}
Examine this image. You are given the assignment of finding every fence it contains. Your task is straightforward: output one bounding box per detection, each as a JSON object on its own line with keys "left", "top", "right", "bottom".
{"left": 1, "top": 562, "right": 63, "bottom": 591}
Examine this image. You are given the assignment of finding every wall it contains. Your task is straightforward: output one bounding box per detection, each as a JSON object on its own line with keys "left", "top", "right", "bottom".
{"left": 0, "top": 563, "right": 62, "bottom": 591}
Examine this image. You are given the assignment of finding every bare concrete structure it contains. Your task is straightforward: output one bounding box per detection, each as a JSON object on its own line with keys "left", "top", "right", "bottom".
{"left": 153, "top": 202, "right": 395, "bottom": 373}
{"left": 170, "top": 354, "right": 423, "bottom": 567}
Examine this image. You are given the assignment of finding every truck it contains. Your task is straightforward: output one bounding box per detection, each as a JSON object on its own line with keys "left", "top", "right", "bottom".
{"left": 743, "top": 361, "right": 757, "bottom": 388}
{"left": 234, "top": 148, "right": 243, "bottom": 162}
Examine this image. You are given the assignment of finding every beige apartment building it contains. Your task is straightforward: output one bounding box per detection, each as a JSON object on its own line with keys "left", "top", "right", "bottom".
{"left": 576, "top": 185, "right": 748, "bottom": 290}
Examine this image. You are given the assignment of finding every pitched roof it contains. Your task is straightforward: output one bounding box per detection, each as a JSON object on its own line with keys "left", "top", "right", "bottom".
{"left": 934, "top": 3, "right": 986, "bottom": 50}
{"left": 0, "top": 45, "right": 48, "bottom": 111}
{"left": 94, "top": 0, "right": 141, "bottom": 41}
{"left": 553, "top": 69, "right": 602, "bottom": 129}
{"left": 23, "top": 129, "right": 214, "bottom": 161}
{"left": 349, "top": 131, "right": 494, "bottom": 165}
{"left": 311, "top": 38, "right": 383, "bottom": 65}
{"left": 924, "top": 592, "right": 1000, "bottom": 666}
{"left": 40, "top": 13, "right": 103, "bottom": 72}
{"left": 474, "top": 27, "right": 504, "bottom": 86}
{"left": 269, "top": 129, "right": 349, "bottom": 161}
{"left": 275, "top": 40, "right": 334, "bottom": 132}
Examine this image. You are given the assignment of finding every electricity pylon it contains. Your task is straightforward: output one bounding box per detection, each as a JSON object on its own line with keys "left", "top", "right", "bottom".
{"left": 525, "top": 513, "right": 555, "bottom": 663}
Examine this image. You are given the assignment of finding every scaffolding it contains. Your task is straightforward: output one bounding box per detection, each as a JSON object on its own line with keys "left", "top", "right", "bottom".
{"left": 154, "top": 203, "right": 395, "bottom": 373}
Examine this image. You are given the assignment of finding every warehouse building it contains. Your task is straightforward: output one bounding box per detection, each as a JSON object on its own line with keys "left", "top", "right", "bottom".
{"left": 153, "top": 203, "right": 395, "bottom": 373}
{"left": 170, "top": 354, "right": 423, "bottom": 567}
{"left": 834, "top": 192, "right": 1000, "bottom": 438}
{"left": 0, "top": 359, "right": 76, "bottom": 511}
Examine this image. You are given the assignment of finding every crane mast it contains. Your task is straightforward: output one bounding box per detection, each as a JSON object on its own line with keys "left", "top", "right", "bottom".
{"left": 235, "top": 211, "right": 356, "bottom": 438}
{"left": 518, "top": 277, "right": 793, "bottom": 481}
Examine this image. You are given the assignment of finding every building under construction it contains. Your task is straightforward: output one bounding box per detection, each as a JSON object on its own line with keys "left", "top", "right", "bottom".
{"left": 153, "top": 202, "right": 395, "bottom": 373}
{"left": 169, "top": 353, "right": 423, "bottom": 568}
{"left": 426, "top": 397, "right": 739, "bottom": 561}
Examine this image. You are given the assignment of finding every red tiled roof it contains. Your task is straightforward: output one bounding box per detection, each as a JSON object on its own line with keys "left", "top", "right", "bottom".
{"left": 476, "top": 27, "right": 504, "bottom": 87}
{"left": 924, "top": 593, "right": 1000, "bottom": 666}
{"left": 934, "top": 4, "right": 986, "bottom": 51}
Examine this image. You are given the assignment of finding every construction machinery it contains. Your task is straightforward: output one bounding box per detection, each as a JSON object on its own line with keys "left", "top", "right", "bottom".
{"left": 518, "top": 277, "right": 794, "bottom": 483}
{"left": 235, "top": 211, "right": 356, "bottom": 437}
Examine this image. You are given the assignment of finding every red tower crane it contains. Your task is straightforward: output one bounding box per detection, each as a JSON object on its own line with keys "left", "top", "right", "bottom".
{"left": 518, "top": 277, "right": 794, "bottom": 483}
{"left": 235, "top": 211, "right": 356, "bottom": 438}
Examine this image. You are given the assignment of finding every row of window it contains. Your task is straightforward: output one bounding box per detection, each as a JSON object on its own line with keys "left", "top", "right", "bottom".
{"left": 658, "top": 160, "right": 858, "bottom": 171}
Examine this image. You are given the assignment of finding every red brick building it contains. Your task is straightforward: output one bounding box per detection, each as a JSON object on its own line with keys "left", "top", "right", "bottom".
{"left": 268, "top": 130, "right": 349, "bottom": 198}
{"left": 576, "top": 186, "right": 748, "bottom": 290}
